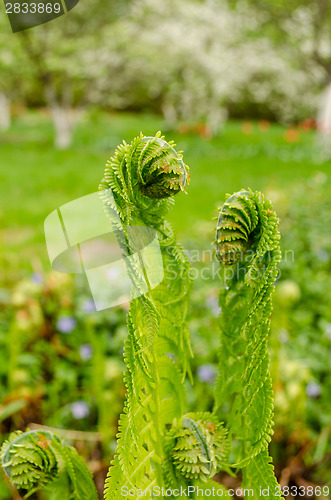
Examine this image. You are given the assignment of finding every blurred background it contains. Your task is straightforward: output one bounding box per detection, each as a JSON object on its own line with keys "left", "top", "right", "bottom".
{"left": 0, "top": 0, "right": 331, "bottom": 498}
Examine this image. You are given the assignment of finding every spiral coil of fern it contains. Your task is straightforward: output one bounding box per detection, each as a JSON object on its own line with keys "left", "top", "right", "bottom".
{"left": 164, "top": 412, "right": 229, "bottom": 486}
{"left": 139, "top": 136, "right": 188, "bottom": 199}
{"left": 215, "top": 190, "right": 252, "bottom": 265}
{"left": 1, "top": 430, "right": 98, "bottom": 499}
{"left": 99, "top": 131, "right": 189, "bottom": 226}
{"left": 101, "top": 133, "right": 193, "bottom": 499}
{"left": 214, "top": 189, "right": 282, "bottom": 497}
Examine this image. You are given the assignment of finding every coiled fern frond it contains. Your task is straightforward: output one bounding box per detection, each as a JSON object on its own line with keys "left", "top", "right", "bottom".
{"left": 214, "top": 189, "right": 283, "bottom": 498}
{"left": 99, "top": 131, "right": 189, "bottom": 226}
{"left": 0, "top": 430, "right": 98, "bottom": 499}
{"left": 164, "top": 412, "right": 229, "bottom": 484}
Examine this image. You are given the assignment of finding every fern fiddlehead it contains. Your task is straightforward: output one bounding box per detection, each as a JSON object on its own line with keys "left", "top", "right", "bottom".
{"left": 0, "top": 430, "right": 98, "bottom": 499}
{"left": 164, "top": 412, "right": 229, "bottom": 485}
{"left": 214, "top": 189, "right": 282, "bottom": 498}
{"left": 100, "top": 132, "right": 193, "bottom": 499}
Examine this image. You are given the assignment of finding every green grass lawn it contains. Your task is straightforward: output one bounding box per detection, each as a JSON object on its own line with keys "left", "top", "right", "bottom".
{"left": 0, "top": 109, "right": 329, "bottom": 269}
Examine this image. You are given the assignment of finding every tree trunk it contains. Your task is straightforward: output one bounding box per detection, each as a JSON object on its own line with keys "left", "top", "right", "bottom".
{"left": 50, "top": 105, "right": 74, "bottom": 149}
{"left": 317, "top": 83, "right": 331, "bottom": 158}
{"left": 206, "top": 106, "right": 228, "bottom": 137}
{"left": 46, "top": 83, "right": 78, "bottom": 150}
{"left": 0, "top": 93, "right": 11, "bottom": 131}
{"left": 162, "top": 100, "right": 178, "bottom": 129}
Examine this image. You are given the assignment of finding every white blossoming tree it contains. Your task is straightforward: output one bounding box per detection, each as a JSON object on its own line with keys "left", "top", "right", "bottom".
{"left": 0, "top": 0, "right": 131, "bottom": 147}
{"left": 228, "top": 0, "right": 331, "bottom": 129}
{"left": 1, "top": 0, "right": 328, "bottom": 139}
{"left": 85, "top": 0, "right": 322, "bottom": 132}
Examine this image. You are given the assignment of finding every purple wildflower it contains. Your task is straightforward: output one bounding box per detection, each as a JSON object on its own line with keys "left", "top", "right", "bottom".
{"left": 306, "top": 382, "right": 321, "bottom": 399}
{"left": 70, "top": 401, "right": 90, "bottom": 419}
{"left": 82, "top": 299, "right": 96, "bottom": 313}
{"left": 197, "top": 364, "right": 217, "bottom": 384}
{"left": 31, "top": 273, "right": 43, "bottom": 284}
{"left": 79, "top": 344, "right": 93, "bottom": 361}
{"left": 56, "top": 315, "right": 77, "bottom": 334}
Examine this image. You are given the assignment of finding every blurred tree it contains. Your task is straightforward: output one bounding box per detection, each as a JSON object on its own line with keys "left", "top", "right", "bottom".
{"left": 1, "top": 0, "right": 131, "bottom": 147}
{"left": 227, "top": 0, "right": 331, "bottom": 76}
{"left": 87, "top": 0, "right": 320, "bottom": 131}
{"left": 0, "top": 0, "right": 326, "bottom": 137}
{"left": 87, "top": 0, "right": 242, "bottom": 134}
{"left": 227, "top": 0, "right": 331, "bottom": 134}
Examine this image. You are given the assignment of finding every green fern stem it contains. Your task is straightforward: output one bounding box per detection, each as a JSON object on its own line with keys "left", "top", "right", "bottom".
{"left": 214, "top": 190, "right": 283, "bottom": 498}
{"left": 100, "top": 132, "right": 193, "bottom": 499}
{"left": 0, "top": 430, "right": 98, "bottom": 499}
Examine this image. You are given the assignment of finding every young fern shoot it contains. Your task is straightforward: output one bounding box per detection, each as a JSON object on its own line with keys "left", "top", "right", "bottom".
{"left": 100, "top": 132, "right": 194, "bottom": 498}
{"left": 214, "top": 189, "right": 283, "bottom": 498}
{"left": 0, "top": 430, "right": 98, "bottom": 499}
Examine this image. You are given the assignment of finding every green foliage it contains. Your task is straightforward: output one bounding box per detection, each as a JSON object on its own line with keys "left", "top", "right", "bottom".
{"left": 0, "top": 430, "right": 98, "bottom": 499}
{"left": 214, "top": 190, "right": 282, "bottom": 493}
{"left": 0, "top": 270, "right": 126, "bottom": 442}
{"left": 269, "top": 178, "right": 331, "bottom": 484}
{"left": 1, "top": 123, "right": 330, "bottom": 497}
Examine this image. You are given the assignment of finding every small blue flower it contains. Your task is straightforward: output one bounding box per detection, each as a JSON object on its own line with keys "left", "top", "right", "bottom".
{"left": 79, "top": 344, "right": 93, "bottom": 361}
{"left": 70, "top": 401, "right": 90, "bottom": 419}
{"left": 31, "top": 272, "right": 43, "bottom": 284}
{"left": 306, "top": 382, "right": 321, "bottom": 399}
{"left": 56, "top": 316, "right": 77, "bottom": 334}
{"left": 197, "top": 364, "right": 217, "bottom": 384}
{"left": 82, "top": 299, "right": 96, "bottom": 313}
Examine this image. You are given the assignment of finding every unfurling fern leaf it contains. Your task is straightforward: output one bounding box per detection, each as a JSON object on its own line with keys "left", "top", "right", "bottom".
{"left": 214, "top": 189, "right": 283, "bottom": 497}
{"left": 100, "top": 132, "right": 193, "bottom": 499}
{"left": 0, "top": 430, "right": 98, "bottom": 499}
